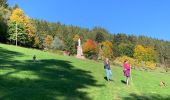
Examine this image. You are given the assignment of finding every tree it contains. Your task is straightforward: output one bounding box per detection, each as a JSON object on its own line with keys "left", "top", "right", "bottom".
{"left": 95, "top": 32, "right": 105, "bottom": 43}
{"left": 8, "top": 8, "right": 35, "bottom": 46}
{"left": 9, "top": 8, "right": 25, "bottom": 23}
{"left": 91, "top": 27, "right": 108, "bottom": 41}
{"left": 137, "top": 36, "right": 155, "bottom": 47}
{"left": 51, "top": 36, "right": 64, "bottom": 50}
{"left": 24, "top": 16, "right": 36, "bottom": 38}
{"left": 43, "top": 35, "right": 53, "bottom": 50}
{"left": 164, "top": 58, "right": 170, "bottom": 72}
{"left": 0, "top": 0, "right": 8, "bottom": 8}
{"left": 33, "top": 36, "right": 41, "bottom": 48}
{"left": 113, "top": 33, "right": 128, "bottom": 45}
{"left": 114, "top": 43, "right": 134, "bottom": 57}
{"left": 8, "top": 22, "right": 27, "bottom": 45}
{"left": 134, "top": 45, "right": 157, "bottom": 62}
{"left": 63, "top": 32, "right": 77, "bottom": 55}
{"left": 100, "top": 40, "right": 113, "bottom": 59}
{"left": 0, "top": 6, "right": 10, "bottom": 42}
{"left": 83, "top": 39, "right": 97, "bottom": 59}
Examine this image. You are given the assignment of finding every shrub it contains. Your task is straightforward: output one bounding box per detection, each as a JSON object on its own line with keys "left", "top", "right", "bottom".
{"left": 145, "top": 61, "right": 156, "bottom": 70}
{"left": 114, "top": 56, "right": 135, "bottom": 67}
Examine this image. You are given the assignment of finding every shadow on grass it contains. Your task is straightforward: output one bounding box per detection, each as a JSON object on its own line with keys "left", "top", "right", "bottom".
{"left": 0, "top": 47, "right": 103, "bottom": 100}
{"left": 121, "top": 80, "right": 126, "bottom": 84}
{"left": 0, "top": 47, "right": 24, "bottom": 62}
{"left": 123, "top": 93, "right": 170, "bottom": 100}
{"left": 104, "top": 76, "right": 108, "bottom": 81}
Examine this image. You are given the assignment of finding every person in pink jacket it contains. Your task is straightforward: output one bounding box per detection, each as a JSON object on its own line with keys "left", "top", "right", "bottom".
{"left": 123, "top": 59, "right": 131, "bottom": 85}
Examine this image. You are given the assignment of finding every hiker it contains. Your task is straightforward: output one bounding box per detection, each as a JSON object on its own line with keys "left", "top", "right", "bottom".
{"left": 33, "top": 55, "right": 36, "bottom": 62}
{"left": 104, "top": 58, "right": 112, "bottom": 81}
{"left": 123, "top": 59, "right": 131, "bottom": 85}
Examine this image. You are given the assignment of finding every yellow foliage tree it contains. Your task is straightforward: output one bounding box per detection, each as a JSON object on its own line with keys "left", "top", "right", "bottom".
{"left": 23, "top": 16, "right": 36, "bottom": 37}
{"left": 134, "top": 45, "right": 146, "bottom": 61}
{"left": 10, "top": 8, "right": 24, "bottom": 23}
{"left": 33, "top": 36, "right": 40, "bottom": 48}
{"left": 9, "top": 8, "right": 35, "bottom": 38}
{"left": 100, "top": 40, "right": 113, "bottom": 59}
{"left": 44, "top": 35, "right": 53, "bottom": 49}
{"left": 133, "top": 45, "right": 157, "bottom": 69}
{"left": 134, "top": 45, "right": 157, "bottom": 62}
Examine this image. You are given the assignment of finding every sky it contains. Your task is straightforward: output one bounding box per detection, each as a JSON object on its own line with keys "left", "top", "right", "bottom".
{"left": 8, "top": 0, "right": 170, "bottom": 41}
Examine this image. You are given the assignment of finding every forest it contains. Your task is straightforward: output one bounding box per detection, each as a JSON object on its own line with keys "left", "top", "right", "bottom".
{"left": 0, "top": 0, "right": 170, "bottom": 71}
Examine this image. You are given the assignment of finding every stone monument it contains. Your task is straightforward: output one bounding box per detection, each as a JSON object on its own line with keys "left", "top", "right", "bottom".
{"left": 76, "top": 38, "right": 85, "bottom": 59}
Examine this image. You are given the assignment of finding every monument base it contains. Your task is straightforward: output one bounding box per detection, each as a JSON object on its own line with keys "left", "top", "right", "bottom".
{"left": 76, "top": 46, "right": 85, "bottom": 59}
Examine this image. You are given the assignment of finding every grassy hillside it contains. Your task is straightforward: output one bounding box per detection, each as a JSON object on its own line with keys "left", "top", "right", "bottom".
{"left": 0, "top": 43, "right": 170, "bottom": 100}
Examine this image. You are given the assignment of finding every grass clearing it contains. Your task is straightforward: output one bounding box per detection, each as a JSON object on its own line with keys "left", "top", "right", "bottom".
{"left": 0, "top": 43, "right": 170, "bottom": 100}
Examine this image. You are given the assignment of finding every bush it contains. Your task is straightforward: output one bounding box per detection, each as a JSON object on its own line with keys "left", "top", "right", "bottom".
{"left": 113, "top": 56, "right": 135, "bottom": 67}
{"left": 113, "top": 56, "right": 157, "bottom": 70}
{"left": 145, "top": 61, "right": 156, "bottom": 70}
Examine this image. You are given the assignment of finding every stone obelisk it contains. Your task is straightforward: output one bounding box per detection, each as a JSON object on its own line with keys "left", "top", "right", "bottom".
{"left": 76, "top": 38, "right": 85, "bottom": 59}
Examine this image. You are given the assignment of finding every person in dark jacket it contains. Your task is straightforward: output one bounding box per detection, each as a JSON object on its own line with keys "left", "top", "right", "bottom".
{"left": 104, "top": 58, "right": 112, "bottom": 81}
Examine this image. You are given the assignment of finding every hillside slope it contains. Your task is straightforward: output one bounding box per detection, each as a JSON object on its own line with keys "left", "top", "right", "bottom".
{"left": 0, "top": 43, "right": 170, "bottom": 100}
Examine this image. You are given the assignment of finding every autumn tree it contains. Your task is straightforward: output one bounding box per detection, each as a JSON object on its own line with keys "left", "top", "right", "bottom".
{"left": 8, "top": 8, "right": 35, "bottom": 46}
{"left": 43, "top": 35, "right": 53, "bottom": 50}
{"left": 100, "top": 40, "right": 113, "bottom": 59}
{"left": 134, "top": 45, "right": 157, "bottom": 62}
{"left": 33, "top": 36, "right": 41, "bottom": 48}
{"left": 83, "top": 39, "right": 98, "bottom": 59}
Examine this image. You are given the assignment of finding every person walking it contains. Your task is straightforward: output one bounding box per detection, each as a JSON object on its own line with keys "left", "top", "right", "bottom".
{"left": 123, "top": 59, "right": 131, "bottom": 85}
{"left": 104, "top": 58, "right": 112, "bottom": 81}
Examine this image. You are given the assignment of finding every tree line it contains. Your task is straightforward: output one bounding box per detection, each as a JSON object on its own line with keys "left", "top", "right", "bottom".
{"left": 0, "top": 2, "right": 170, "bottom": 71}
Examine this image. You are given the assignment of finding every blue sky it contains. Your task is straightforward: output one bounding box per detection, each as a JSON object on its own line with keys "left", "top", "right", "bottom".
{"left": 8, "top": 0, "right": 170, "bottom": 41}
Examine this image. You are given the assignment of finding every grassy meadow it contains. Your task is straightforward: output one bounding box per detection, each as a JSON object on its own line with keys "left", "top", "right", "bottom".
{"left": 0, "top": 43, "right": 170, "bottom": 100}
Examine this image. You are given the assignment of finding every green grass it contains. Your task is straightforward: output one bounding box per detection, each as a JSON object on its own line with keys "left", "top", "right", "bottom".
{"left": 0, "top": 43, "right": 170, "bottom": 100}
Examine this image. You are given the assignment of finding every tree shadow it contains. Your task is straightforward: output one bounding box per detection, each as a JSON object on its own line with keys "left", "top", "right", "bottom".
{"left": 0, "top": 47, "right": 103, "bottom": 100}
{"left": 123, "top": 93, "right": 170, "bottom": 100}
{"left": 0, "top": 47, "right": 24, "bottom": 65}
